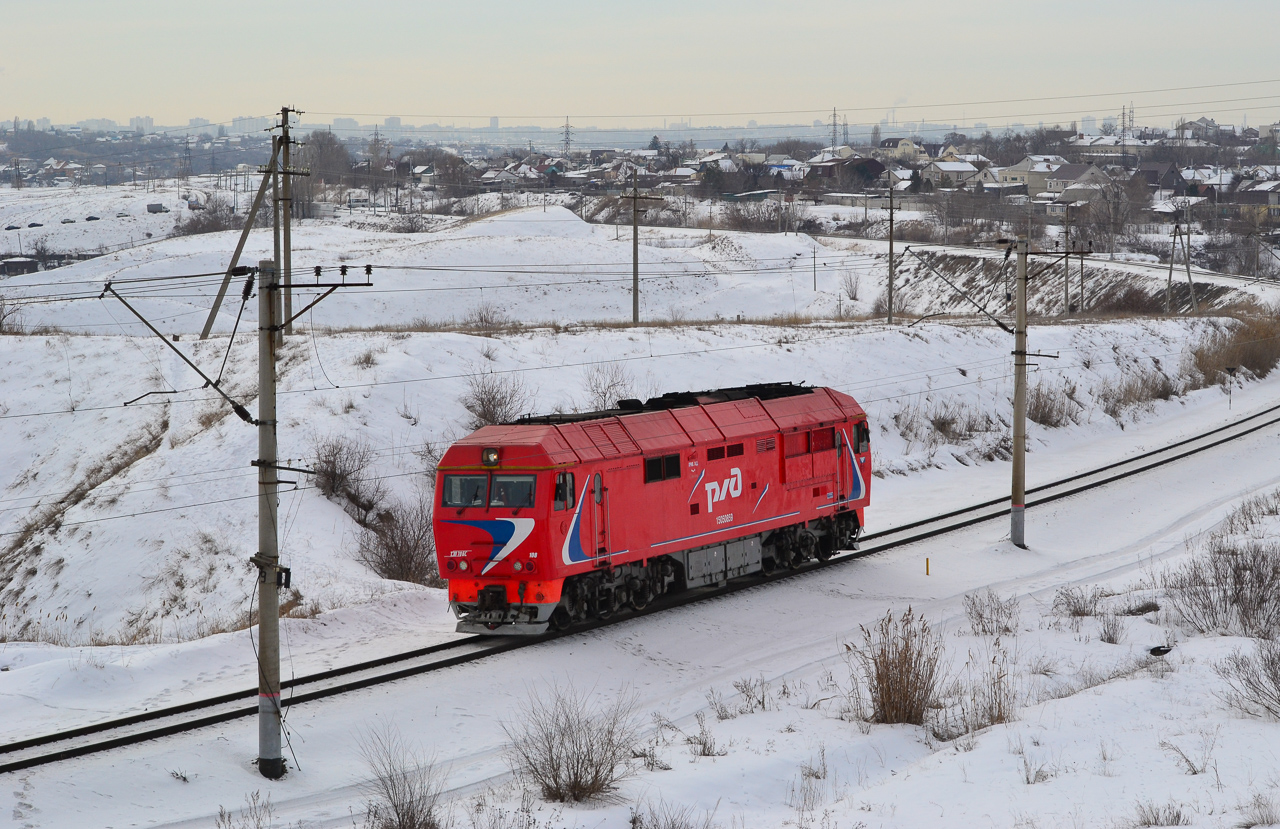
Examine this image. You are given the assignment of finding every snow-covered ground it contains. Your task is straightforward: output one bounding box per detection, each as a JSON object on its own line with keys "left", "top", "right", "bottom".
{"left": 4, "top": 184, "right": 1280, "bottom": 828}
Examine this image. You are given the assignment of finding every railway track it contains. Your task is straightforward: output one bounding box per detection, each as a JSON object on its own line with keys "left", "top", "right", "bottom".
{"left": 4, "top": 396, "right": 1279, "bottom": 776}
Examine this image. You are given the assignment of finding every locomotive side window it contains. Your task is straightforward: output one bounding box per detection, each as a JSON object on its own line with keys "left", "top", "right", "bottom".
{"left": 644, "top": 453, "right": 681, "bottom": 483}
{"left": 856, "top": 421, "right": 871, "bottom": 453}
{"left": 784, "top": 431, "right": 809, "bottom": 457}
{"left": 553, "top": 472, "right": 576, "bottom": 511}
{"left": 810, "top": 427, "right": 835, "bottom": 453}
{"left": 490, "top": 474, "right": 536, "bottom": 508}
{"left": 442, "top": 474, "right": 488, "bottom": 508}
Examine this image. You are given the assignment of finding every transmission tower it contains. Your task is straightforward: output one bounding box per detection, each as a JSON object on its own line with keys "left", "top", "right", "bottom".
{"left": 831, "top": 108, "right": 838, "bottom": 151}
{"left": 842, "top": 116, "right": 849, "bottom": 147}
{"left": 561, "top": 117, "right": 573, "bottom": 161}
{"left": 183, "top": 138, "right": 192, "bottom": 180}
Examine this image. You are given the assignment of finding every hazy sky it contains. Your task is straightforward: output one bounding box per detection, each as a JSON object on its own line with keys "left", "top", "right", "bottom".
{"left": 7, "top": 0, "right": 1280, "bottom": 132}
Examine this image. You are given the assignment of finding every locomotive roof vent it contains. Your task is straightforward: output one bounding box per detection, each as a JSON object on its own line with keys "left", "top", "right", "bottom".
{"left": 512, "top": 382, "right": 815, "bottom": 426}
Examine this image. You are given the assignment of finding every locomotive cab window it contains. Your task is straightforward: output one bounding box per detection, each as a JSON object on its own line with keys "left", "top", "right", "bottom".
{"left": 856, "top": 421, "right": 871, "bottom": 453}
{"left": 553, "top": 472, "right": 576, "bottom": 511}
{"left": 644, "top": 453, "right": 681, "bottom": 483}
{"left": 489, "top": 474, "right": 536, "bottom": 508}
{"left": 441, "top": 474, "right": 488, "bottom": 508}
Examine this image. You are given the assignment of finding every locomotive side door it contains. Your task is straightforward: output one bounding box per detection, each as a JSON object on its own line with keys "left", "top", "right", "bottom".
{"left": 591, "top": 472, "right": 610, "bottom": 561}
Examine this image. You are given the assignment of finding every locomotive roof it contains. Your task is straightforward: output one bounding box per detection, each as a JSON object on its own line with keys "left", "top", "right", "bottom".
{"left": 511, "top": 382, "right": 816, "bottom": 425}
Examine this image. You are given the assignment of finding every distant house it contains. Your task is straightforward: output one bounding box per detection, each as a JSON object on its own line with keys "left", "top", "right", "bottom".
{"left": 1000, "top": 155, "right": 1068, "bottom": 195}
{"left": 921, "top": 160, "right": 979, "bottom": 186}
{"left": 0, "top": 257, "right": 38, "bottom": 276}
{"left": 877, "top": 138, "right": 921, "bottom": 162}
{"left": 1130, "top": 162, "right": 1186, "bottom": 196}
{"left": 1045, "top": 163, "right": 1109, "bottom": 195}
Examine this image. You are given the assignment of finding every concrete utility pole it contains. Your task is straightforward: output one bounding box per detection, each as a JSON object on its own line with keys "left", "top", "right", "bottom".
{"left": 255, "top": 258, "right": 285, "bottom": 780}
{"left": 887, "top": 182, "right": 896, "bottom": 324}
{"left": 1011, "top": 235, "right": 1029, "bottom": 549}
{"left": 1166, "top": 224, "right": 1179, "bottom": 313}
{"left": 632, "top": 169, "right": 639, "bottom": 324}
{"left": 280, "top": 107, "right": 294, "bottom": 334}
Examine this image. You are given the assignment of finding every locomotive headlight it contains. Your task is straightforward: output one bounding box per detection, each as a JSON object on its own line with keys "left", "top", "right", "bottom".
{"left": 513, "top": 561, "right": 523, "bottom": 572}
{"left": 446, "top": 560, "right": 457, "bottom": 571}
{"left": 458, "top": 560, "right": 469, "bottom": 572}
{"left": 481, "top": 447, "right": 500, "bottom": 467}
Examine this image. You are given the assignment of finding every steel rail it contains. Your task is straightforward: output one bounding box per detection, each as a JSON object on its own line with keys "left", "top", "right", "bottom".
{"left": 3, "top": 397, "right": 1279, "bottom": 775}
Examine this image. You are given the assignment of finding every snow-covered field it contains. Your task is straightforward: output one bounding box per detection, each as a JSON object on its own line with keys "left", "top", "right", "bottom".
{"left": 4, "top": 183, "right": 1280, "bottom": 828}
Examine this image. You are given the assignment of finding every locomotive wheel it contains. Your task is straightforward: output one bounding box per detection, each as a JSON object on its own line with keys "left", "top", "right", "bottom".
{"left": 816, "top": 534, "right": 835, "bottom": 562}
{"left": 796, "top": 530, "right": 818, "bottom": 564}
{"left": 761, "top": 552, "right": 779, "bottom": 576}
{"left": 630, "top": 580, "right": 651, "bottom": 611}
{"left": 549, "top": 606, "right": 572, "bottom": 631}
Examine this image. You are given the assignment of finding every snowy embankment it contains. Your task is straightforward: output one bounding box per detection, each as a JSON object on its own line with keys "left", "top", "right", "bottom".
{"left": 0, "top": 314, "right": 1276, "bottom": 733}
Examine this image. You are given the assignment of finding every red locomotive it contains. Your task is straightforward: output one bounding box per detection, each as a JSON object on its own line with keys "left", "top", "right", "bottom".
{"left": 433, "top": 383, "right": 871, "bottom": 634}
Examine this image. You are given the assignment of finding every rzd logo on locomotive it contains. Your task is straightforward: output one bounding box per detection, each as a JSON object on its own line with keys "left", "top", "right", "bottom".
{"left": 704, "top": 467, "right": 743, "bottom": 513}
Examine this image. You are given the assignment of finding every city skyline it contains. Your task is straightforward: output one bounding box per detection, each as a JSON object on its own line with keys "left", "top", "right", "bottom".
{"left": 5, "top": 0, "right": 1279, "bottom": 133}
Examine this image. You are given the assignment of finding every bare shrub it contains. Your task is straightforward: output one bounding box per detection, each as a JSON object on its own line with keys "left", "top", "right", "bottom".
{"left": 1220, "top": 489, "right": 1280, "bottom": 537}
{"left": 848, "top": 607, "right": 944, "bottom": 726}
{"left": 467, "top": 789, "right": 562, "bottom": 829}
{"left": 356, "top": 495, "right": 444, "bottom": 587}
{"left": 312, "top": 435, "right": 388, "bottom": 526}
{"left": 215, "top": 791, "right": 274, "bottom": 829}
{"left": 731, "top": 676, "right": 771, "bottom": 713}
{"left": 463, "top": 301, "right": 510, "bottom": 333}
{"left": 1216, "top": 640, "right": 1280, "bottom": 719}
{"left": 1052, "top": 586, "right": 1104, "bottom": 617}
{"left": 705, "top": 689, "right": 736, "bottom": 721}
{"left": 461, "top": 371, "right": 534, "bottom": 430}
{"left": 354, "top": 348, "right": 379, "bottom": 368}
{"left": 0, "top": 293, "right": 24, "bottom": 334}
{"left": 1159, "top": 727, "right": 1219, "bottom": 775}
{"left": 1096, "top": 370, "right": 1178, "bottom": 419}
{"left": 359, "top": 725, "right": 449, "bottom": 829}
{"left": 1099, "top": 613, "right": 1126, "bottom": 645}
{"left": 963, "top": 588, "right": 1020, "bottom": 635}
{"left": 1129, "top": 799, "right": 1191, "bottom": 826}
{"left": 686, "top": 712, "right": 728, "bottom": 758}
{"left": 582, "top": 362, "right": 635, "bottom": 411}
{"left": 1026, "top": 380, "right": 1079, "bottom": 428}
{"left": 840, "top": 271, "right": 860, "bottom": 302}
{"left": 1192, "top": 315, "right": 1280, "bottom": 386}
{"left": 1239, "top": 792, "right": 1280, "bottom": 828}
{"left": 934, "top": 645, "right": 1017, "bottom": 743}
{"left": 630, "top": 798, "right": 720, "bottom": 829}
{"left": 1162, "top": 538, "right": 1280, "bottom": 637}
{"left": 503, "top": 683, "right": 640, "bottom": 803}
{"left": 174, "top": 195, "right": 243, "bottom": 236}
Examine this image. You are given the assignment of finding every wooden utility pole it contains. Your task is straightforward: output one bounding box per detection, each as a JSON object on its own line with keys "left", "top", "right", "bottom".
{"left": 1011, "top": 235, "right": 1029, "bottom": 549}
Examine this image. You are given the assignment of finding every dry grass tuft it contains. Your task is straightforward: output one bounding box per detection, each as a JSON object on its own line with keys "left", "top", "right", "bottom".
{"left": 963, "top": 588, "right": 1020, "bottom": 635}
{"left": 847, "top": 607, "right": 943, "bottom": 726}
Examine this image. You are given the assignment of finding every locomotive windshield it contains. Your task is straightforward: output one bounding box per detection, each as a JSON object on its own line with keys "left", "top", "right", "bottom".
{"left": 490, "top": 475, "right": 536, "bottom": 508}
{"left": 441, "top": 474, "right": 488, "bottom": 507}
